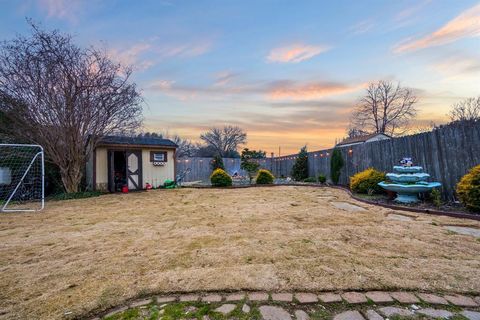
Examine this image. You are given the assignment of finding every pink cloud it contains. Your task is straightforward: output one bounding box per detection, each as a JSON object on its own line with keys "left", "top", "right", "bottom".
{"left": 394, "top": 3, "right": 480, "bottom": 53}
{"left": 268, "top": 81, "right": 364, "bottom": 101}
{"left": 37, "top": 0, "right": 83, "bottom": 22}
{"left": 267, "top": 43, "right": 330, "bottom": 63}
{"left": 108, "top": 43, "right": 154, "bottom": 71}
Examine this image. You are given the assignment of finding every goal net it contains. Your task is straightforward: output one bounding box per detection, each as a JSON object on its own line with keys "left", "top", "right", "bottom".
{"left": 0, "top": 144, "right": 44, "bottom": 212}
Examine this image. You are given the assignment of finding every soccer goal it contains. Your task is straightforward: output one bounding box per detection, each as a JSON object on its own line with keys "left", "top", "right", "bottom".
{"left": 0, "top": 144, "right": 44, "bottom": 212}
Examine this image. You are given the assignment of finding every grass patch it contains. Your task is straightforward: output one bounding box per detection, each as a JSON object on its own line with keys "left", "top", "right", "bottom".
{"left": 49, "top": 190, "right": 104, "bottom": 201}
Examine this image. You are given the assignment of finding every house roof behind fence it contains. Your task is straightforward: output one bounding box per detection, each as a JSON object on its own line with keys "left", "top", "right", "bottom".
{"left": 98, "top": 135, "right": 178, "bottom": 148}
{"left": 336, "top": 133, "right": 391, "bottom": 147}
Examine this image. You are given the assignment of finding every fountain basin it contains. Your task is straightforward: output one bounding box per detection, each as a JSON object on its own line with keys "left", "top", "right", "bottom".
{"left": 393, "top": 166, "right": 423, "bottom": 173}
{"left": 386, "top": 172, "right": 430, "bottom": 183}
{"left": 378, "top": 181, "right": 441, "bottom": 203}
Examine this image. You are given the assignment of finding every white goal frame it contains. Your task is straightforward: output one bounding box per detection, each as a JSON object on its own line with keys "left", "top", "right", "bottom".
{"left": 0, "top": 144, "right": 45, "bottom": 212}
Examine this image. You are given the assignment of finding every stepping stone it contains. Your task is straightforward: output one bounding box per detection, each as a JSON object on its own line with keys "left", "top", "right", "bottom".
{"left": 318, "top": 293, "right": 342, "bottom": 303}
{"left": 416, "top": 308, "right": 453, "bottom": 319}
{"left": 365, "top": 291, "right": 393, "bottom": 303}
{"left": 331, "top": 201, "right": 366, "bottom": 212}
{"left": 129, "top": 298, "right": 152, "bottom": 308}
{"left": 215, "top": 304, "right": 236, "bottom": 315}
{"left": 242, "top": 304, "right": 250, "bottom": 313}
{"left": 295, "top": 293, "right": 318, "bottom": 304}
{"left": 185, "top": 306, "right": 198, "bottom": 313}
{"left": 475, "top": 296, "right": 480, "bottom": 304}
{"left": 365, "top": 310, "right": 383, "bottom": 320}
{"left": 387, "top": 214, "right": 414, "bottom": 221}
{"left": 249, "top": 292, "right": 269, "bottom": 301}
{"left": 462, "top": 310, "right": 480, "bottom": 320}
{"left": 295, "top": 310, "right": 310, "bottom": 320}
{"left": 390, "top": 292, "right": 419, "bottom": 304}
{"left": 333, "top": 310, "right": 365, "bottom": 320}
{"left": 103, "top": 306, "right": 128, "bottom": 318}
{"left": 156, "top": 296, "right": 176, "bottom": 303}
{"left": 202, "top": 294, "right": 222, "bottom": 302}
{"left": 378, "top": 306, "right": 414, "bottom": 317}
{"left": 226, "top": 293, "right": 245, "bottom": 301}
{"left": 342, "top": 292, "right": 367, "bottom": 304}
{"left": 444, "top": 226, "right": 480, "bottom": 238}
{"left": 179, "top": 294, "right": 199, "bottom": 302}
{"left": 272, "top": 293, "right": 293, "bottom": 302}
{"left": 417, "top": 293, "right": 449, "bottom": 305}
{"left": 259, "top": 306, "right": 292, "bottom": 320}
{"left": 444, "top": 294, "right": 478, "bottom": 307}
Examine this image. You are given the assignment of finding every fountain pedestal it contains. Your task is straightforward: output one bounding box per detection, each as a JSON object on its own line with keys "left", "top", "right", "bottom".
{"left": 378, "top": 165, "right": 441, "bottom": 204}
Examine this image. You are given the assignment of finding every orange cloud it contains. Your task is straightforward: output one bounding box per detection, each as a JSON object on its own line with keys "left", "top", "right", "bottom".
{"left": 394, "top": 3, "right": 480, "bottom": 53}
{"left": 267, "top": 43, "right": 330, "bottom": 63}
{"left": 268, "top": 81, "right": 363, "bottom": 100}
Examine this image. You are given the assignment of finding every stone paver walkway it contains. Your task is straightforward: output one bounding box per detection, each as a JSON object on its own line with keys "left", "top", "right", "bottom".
{"left": 95, "top": 290, "right": 480, "bottom": 320}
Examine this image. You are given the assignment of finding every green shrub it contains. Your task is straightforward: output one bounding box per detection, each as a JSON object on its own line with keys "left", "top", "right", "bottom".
{"left": 318, "top": 174, "right": 327, "bottom": 183}
{"left": 291, "top": 145, "right": 308, "bottom": 181}
{"left": 456, "top": 164, "right": 480, "bottom": 212}
{"left": 211, "top": 155, "right": 225, "bottom": 171}
{"left": 430, "top": 188, "right": 442, "bottom": 208}
{"left": 303, "top": 177, "right": 317, "bottom": 183}
{"left": 50, "top": 191, "right": 103, "bottom": 201}
{"left": 210, "top": 168, "right": 232, "bottom": 187}
{"left": 350, "top": 168, "right": 386, "bottom": 194}
{"left": 256, "top": 169, "right": 275, "bottom": 184}
{"left": 330, "top": 148, "right": 344, "bottom": 185}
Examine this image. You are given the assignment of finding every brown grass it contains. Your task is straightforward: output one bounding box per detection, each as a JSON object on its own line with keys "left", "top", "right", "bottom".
{"left": 1, "top": 186, "right": 479, "bottom": 319}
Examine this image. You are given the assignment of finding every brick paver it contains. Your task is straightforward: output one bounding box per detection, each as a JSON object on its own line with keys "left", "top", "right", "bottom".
{"left": 156, "top": 296, "right": 176, "bottom": 303}
{"left": 129, "top": 298, "right": 152, "bottom": 308}
{"left": 272, "top": 293, "right": 293, "bottom": 302}
{"left": 333, "top": 310, "right": 365, "bottom": 320}
{"left": 416, "top": 308, "right": 453, "bottom": 319}
{"left": 365, "top": 309, "right": 383, "bottom": 320}
{"left": 416, "top": 293, "right": 449, "bottom": 305}
{"left": 295, "top": 293, "right": 318, "bottom": 304}
{"left": 378, "top": 307, "right": 414, "bottom": 317}
{"left": 318, "top": 293, "right": 342, "bottom": 303}
{"left": 444, "top": 294, "right": 478, "bottom": 307}
{"left": 259, "top": 306, "right": 292, "bottom": 320}
{"left": 225, "top": 293, "right": 245, "bottom": 301}
{"left": 461, "top": 310, "right": 480, "bottom": 320}
{"left": 365, "top": 291, "right": 393, "bottom": 303}
{"left": 295, "top": 310, "right": 310, "bottom": 320}
{"left": 202, "top": 294, "right": 222, "bottom": 303}
{"left": 342, "top": 292, "right": 367, "bottom": 304}
{"left": 214, "top": 304, "right": 236, "bottom": 315}
{"left": 248, "top": 292, "right": 269, "bottom": 301}
{"left": 179, "top": 294, "right": 199, "bottom": 302}
{"left": 390, "top": 292, "right": 419, "bottom": 304}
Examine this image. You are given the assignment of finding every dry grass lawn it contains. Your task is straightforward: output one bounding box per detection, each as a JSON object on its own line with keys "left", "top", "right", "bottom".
{"left": 1, "top": 186, "right": 480, "bottom": 319}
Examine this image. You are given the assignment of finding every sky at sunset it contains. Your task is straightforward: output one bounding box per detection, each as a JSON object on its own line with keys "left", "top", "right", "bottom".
{"left": 1, "top": 0, "right": 479, "bottom": 155}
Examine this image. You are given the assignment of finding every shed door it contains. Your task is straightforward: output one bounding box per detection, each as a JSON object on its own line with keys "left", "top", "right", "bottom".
{"left": 126, "top": 151, "right": 142, "bottom": 190}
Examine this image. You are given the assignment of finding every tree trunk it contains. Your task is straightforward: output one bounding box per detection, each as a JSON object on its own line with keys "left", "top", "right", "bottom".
{"left": 60, "top": 164, "right": 83, "bottom": 193}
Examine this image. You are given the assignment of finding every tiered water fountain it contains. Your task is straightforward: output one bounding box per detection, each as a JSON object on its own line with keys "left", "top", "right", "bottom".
{"left": 378, "top": 158, "right": 441, "bottom": 203}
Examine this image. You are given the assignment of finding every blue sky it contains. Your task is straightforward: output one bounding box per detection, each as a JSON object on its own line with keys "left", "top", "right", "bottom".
{"left": 1, "top": 0, "right": 479, "bottom": 154}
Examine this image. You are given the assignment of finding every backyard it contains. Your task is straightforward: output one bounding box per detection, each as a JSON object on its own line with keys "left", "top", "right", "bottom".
{"left": 1, "top": 186, "right": 479, "bottom": 319}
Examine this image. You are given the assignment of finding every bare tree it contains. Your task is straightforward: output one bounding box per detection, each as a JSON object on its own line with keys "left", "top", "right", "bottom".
{"left": 350, "top": 80, "right": 418, "bottom": 136}
{"left": 448, "top": 97, "right": 480, "bottom": 122}
{"left": 0, "top": 23, "right": 142, "bottom": 193}
{"left": 199, "top": 125, "right": 247, "bottom": 157}
{"left": 138, "top": 132, "right": 196, "bottom": 158}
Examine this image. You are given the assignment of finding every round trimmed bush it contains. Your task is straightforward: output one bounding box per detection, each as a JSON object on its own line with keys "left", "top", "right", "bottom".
{"left": 303, "top": 177, "right": 317, "bottom": 183}
{"left": 210, "top": 168, "right": 232, "bottom": 187}
{"left": 255, "top": 169, "right": 274, "bottom": 184}
{"left": 456, "top": 164, "right": 480, "bottom": 212}
{"left": 350, "top": 168, "right": 386, "bottom": 194}
{"left": 318, "top": 174, "right": 327, "bottom": 183}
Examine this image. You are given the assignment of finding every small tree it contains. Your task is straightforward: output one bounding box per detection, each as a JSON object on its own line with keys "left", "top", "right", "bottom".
{"left": 448, "top": 97, "right": 480, "bottom": 123}
{"left": 291, "top": 146, "right": 308, "bottom": 181}
{"left": 240, "top": 148, "right": 261, "bottom": 183}
{"left": 211, "top": 154, "right": 225, "bottom": 171}
{"left": 0, "top": 23, "right": 142, "bottom": 193}
{"left": 330, "top": 148, "right": 344, "bottom": 185}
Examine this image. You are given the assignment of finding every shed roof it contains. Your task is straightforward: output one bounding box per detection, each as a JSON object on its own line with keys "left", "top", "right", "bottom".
{"left": 336, "top": 133, "right": 391, "bottom": 146}
{"left": 98, "top": 135, "right": 178, "bottom": 148}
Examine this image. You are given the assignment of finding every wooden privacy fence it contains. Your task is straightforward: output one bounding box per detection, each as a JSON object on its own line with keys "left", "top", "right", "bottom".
{"left": 176, "top": 122, "right": 480, "bottom": 199}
